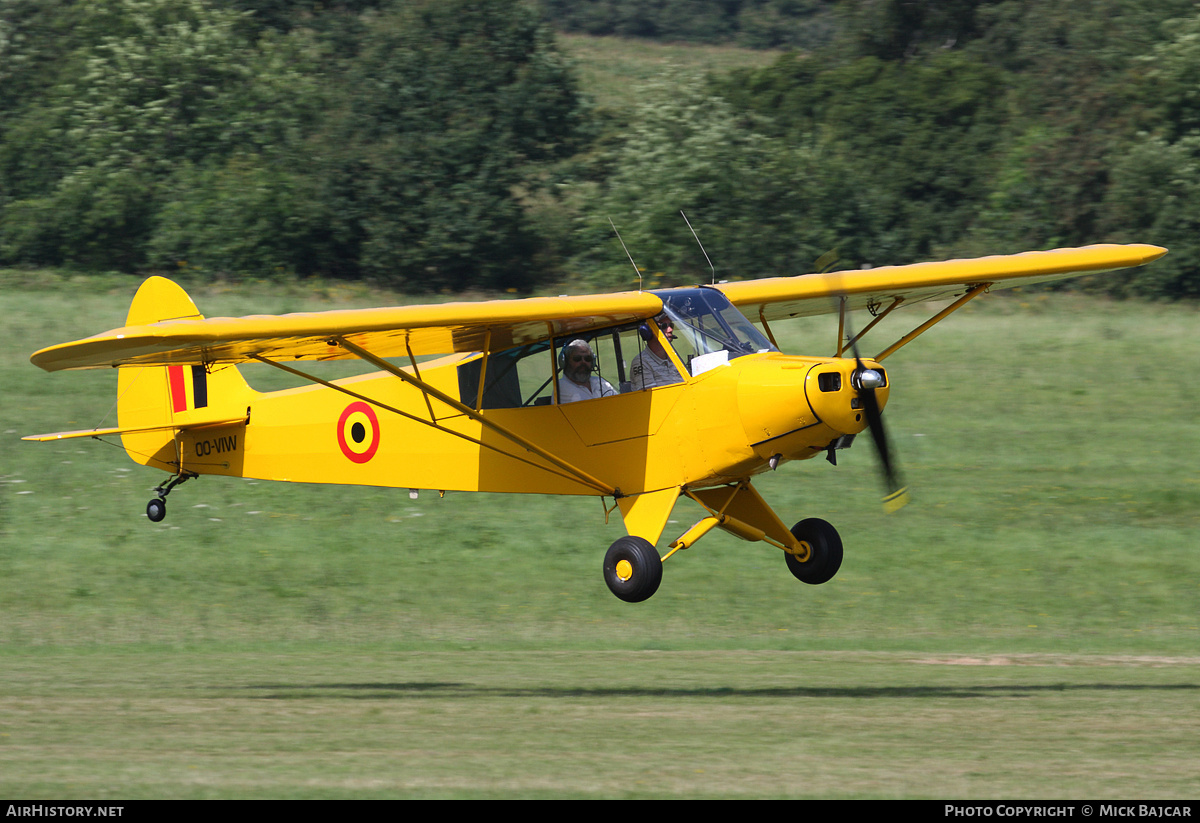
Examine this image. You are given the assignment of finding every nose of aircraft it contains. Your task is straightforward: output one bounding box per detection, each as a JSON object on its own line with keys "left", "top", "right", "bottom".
{"left": 734, "top": 355, "right": 883, "bottom": 460}
{"left": 735, "top": 354, "right": 907, "bottom": 511}
{"left": 805, "top": 358, "right": 891, "bottom": 438}
{"left": 809, "top": 357, "right": 908, "bottom": 511}
{"left": 734, "top": 356, "right": 818, "bottom": 449}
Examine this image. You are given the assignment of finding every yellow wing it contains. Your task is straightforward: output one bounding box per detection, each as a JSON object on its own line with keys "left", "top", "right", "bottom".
{"left": 30, "top": 286, "right": 665, "bottom": 372}
{"left": 29, "top": 245, "right": 1165, "bottom": 372}
{"left": 715, "top": 244, "right": 1167, "bottom": 320}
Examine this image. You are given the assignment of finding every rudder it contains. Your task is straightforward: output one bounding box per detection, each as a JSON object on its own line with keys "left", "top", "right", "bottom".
{"left": 117, "top": 277, "right": 253, "bottom": 472}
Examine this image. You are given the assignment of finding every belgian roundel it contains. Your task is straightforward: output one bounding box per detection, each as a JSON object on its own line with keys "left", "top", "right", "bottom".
{"left": 336, "top": 401, "right": 380, "bottom": 464}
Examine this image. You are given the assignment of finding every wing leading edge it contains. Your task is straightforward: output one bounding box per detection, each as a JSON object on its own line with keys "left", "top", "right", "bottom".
{"left": 30, "top": 245, "right": 1165, "bottom": 373}
{"left": 715, "top": 244, "right": 1167, "bottom": 321}
{"left": 30, "top": 287, "right": 665, "bottom": 372}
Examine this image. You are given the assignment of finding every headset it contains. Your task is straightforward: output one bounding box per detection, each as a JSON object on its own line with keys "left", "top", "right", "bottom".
{"left": 638, "top": 313, "right": 674, "bottom": 344}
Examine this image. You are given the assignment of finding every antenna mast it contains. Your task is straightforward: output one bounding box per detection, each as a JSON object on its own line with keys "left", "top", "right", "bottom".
{"left": 681, "top": 210, "right": 715, "bottom": 285}
{"left": 609, "top": 218, "right": 643, "bottom": 291}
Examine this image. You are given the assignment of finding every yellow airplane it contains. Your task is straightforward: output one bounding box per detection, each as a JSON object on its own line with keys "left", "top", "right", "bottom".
{"left": 25, "top": 244, "right": 1166, "bottom": 601}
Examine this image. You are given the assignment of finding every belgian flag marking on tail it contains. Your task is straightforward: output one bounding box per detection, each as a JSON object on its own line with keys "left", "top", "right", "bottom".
{"left": 167, "top": 365, "right": 208, "bottom": 413}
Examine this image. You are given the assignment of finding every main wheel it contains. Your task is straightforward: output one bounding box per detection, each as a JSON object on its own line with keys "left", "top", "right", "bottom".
{"left": 146, "top": 498, "right": 167, "bottom": 523}
{"left": 785, "top": 518, "right": 842, "bottom": 585}
{"left": 603, "top": 536, "right": 663, "bottom": 602}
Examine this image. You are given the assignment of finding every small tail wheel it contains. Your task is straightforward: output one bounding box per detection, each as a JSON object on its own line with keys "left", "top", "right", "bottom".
{"left": 785, "top": 518, "right": 842, "bottom": 585}
{"left": 146, "top": 498, "right": 167, "bottom": 522}
{"left": 603, "top": 536, "right": 663, "bottom": 602}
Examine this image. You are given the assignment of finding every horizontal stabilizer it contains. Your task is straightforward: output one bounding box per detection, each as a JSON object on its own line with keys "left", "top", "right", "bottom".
{"left": 23, "top": 416, "right": 247, "bottom": 442}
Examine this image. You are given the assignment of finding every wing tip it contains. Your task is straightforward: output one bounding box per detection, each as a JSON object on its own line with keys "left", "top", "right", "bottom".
{"left": 1137, "top": 244, "right": 1169, "bottom": 264}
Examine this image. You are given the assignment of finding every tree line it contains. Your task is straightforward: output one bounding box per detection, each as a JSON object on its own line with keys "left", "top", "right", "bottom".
{"left": 0, "top": 0, "right": 584, "bottom": 291}
{"left": 2, "top": 0, "right": 1200, "bottom": 297}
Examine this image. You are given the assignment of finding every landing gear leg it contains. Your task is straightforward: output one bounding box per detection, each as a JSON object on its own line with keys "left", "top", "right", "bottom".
{"left": 146, "top": 471, "right": 197, "bottom": 522}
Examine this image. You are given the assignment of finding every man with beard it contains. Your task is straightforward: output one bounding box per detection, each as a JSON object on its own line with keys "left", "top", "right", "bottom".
{"left": 557, "top": 339, "right": 617, "bottom": 403}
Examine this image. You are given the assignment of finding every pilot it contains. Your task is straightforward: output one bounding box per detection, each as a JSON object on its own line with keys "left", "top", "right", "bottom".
{"left": 558, "top": 339, "right": 616, "bottom": 403}
{"left": 629, "top": 314, "right": 683, "bottom": 390}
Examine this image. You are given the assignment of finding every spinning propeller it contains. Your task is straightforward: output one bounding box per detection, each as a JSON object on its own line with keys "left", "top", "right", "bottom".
{"left": 848, "top": 336, "right": 909, "bottom": 513}
{"left": 820, "top": 248, "right": 909, "bottom": 513}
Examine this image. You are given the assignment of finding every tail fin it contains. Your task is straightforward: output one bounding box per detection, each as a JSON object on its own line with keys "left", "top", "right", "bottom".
{"left": 118, "top": 277, "right": 253, "bottom": 472}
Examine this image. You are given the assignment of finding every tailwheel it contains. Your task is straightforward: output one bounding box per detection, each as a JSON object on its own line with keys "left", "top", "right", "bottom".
{"left": 603, "top": 536, "right": 663, "bottom": 602}
{"left": 144, "top": 470, "right": 197, "bottom": 523}
{"left": 146, "top": 497, "right": 167, "bottom": 522}
{"left": 785, "top": 518, "right": 843, "bottom": 585}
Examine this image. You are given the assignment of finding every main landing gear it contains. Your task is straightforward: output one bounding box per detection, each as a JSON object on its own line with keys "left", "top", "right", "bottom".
{"left": 784, "top": 518, "right": 843, "bottom": 585}
{"left": 145, "top": 471, "right": 197, "bottom": 522}
{"left": 603, "top": 536, "right": 663, "bottom": 603}
{"left": 601, "top": 516, "right": 843, "bottom": 602}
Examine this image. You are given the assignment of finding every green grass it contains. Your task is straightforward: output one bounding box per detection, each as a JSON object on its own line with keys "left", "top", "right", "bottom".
{"left": 2, "top": 274, "right": 1199, "bottom": 797}
{"left": 2, "top": 648, "right": 1197, "bottom": 799}
{"left": 558, "top": 33, "right": 780, "bottom": 112}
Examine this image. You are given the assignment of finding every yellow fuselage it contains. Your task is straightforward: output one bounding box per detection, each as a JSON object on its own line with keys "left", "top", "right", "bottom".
{"left": 165, "top": 351, "right": 887, "bottom": 498}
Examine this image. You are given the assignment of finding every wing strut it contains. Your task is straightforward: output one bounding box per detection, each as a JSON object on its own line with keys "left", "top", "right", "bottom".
{"left": 874, "top": 283, "right": 990, "bottom": 362}
{"left": 839, "top": 296, "right": 904, "bottom": 356}
{"left": 331, "top": 337, "right": 620, "bottom": 497}
{"left": 403, "top": 340, "right": 439, "bottom": 423}
{"left": 758, "top": 306, "right": 779, "bottom": 349}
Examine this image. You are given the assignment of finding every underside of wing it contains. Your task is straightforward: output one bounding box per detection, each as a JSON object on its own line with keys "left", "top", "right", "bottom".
{"left": 715, "top": 244, "right": 1167, "bottom": 321}
{"left": 31, "top": 290, "right": 665, "bottom": 372}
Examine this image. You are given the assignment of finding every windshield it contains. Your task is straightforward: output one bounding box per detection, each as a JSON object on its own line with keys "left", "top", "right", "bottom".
{"left": 654, "top": 287, "right": 777, "bottom": 369}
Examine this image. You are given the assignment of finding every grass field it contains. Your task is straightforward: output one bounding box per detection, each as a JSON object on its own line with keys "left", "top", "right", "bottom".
{"left": 2, "top": 272, "right": 1199, "bottom": 798}
{"left": 558, "top": 33, "right": 780, "bottom": 111}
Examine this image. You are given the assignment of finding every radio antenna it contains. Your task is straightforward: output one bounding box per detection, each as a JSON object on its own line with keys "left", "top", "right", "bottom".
{"left": 609, "top": 218, "right": 643, "bottom": 291}
{"left": 681, "top": 210, "right": 715, "bottom": 285}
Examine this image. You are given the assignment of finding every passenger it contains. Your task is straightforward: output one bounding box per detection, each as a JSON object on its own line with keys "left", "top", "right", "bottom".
{"left": 629, "top": 315, "right": 683, "bottom": 389}
{"left": 558, "top": 339, "right": 617, "bottom": 403}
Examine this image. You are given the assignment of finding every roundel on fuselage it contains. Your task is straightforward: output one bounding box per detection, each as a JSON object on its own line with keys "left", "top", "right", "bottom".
{"left": 337, "top": 401, "right": 380, "bottom": 464}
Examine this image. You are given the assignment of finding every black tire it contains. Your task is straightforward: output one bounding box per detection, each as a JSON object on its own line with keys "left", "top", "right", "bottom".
{"left": 785, "top": 518, "right": 842, "bottom": 585}
{"left": 603, "top": 536, "right": 663, "bottom": 602}
{"left": 146, "top": 498, "right": 166, "bottom": 523}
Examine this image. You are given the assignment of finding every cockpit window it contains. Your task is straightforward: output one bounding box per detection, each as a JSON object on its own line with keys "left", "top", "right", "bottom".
{"left": 654, "top": 287, "right": 777, "bottom": 375}
{"left": 457, "top": 288, "right": 773, "bottom": 408}
{"left": 458, "top": 340, "right": 556, "bottom": 409}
